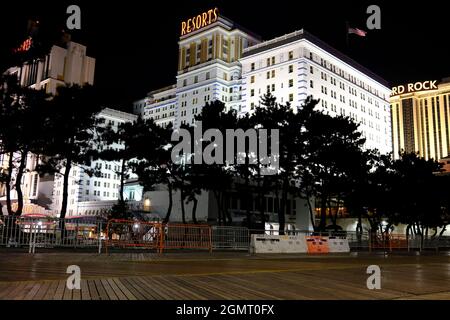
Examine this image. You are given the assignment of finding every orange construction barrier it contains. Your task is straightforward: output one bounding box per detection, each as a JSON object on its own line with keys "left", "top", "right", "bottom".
{"left": 105, "top": 219, "right": 163, "bottom": 254}
{"left": 306, "top": 235, "right": 329, "bottom": 254}
{"left": 105, "top": 220, "right": 212, "bottom": 253}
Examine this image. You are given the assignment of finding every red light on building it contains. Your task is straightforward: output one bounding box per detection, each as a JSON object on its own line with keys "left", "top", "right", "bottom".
{"left": 13, "top": 37, "right": 32, "bottom": 53}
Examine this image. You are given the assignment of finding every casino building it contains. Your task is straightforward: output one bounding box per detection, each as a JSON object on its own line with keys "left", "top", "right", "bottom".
{"left": 137, "top": 8, "right": 392, "bottom": 154}
{"left": 390, "top": 78, "right": 450, "bottom": 161}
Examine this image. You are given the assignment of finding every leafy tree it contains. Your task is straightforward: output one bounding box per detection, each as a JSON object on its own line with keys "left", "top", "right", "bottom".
{"left": 0, "top": 74, "right": 50, "bottom": 216}
{"left": 36, "top": 84, "right": 103, "bottom": 221}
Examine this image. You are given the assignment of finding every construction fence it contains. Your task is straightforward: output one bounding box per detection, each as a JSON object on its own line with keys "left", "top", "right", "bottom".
{"left": 1, "top": 215, "right": 450, "bottom": 253}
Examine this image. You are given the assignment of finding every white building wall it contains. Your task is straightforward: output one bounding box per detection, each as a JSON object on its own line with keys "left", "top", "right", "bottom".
{"left": 240, "top": 31, "right": 392, "bottom": 154}
{"left": 51, "top": 108, "right": 137, "bottom": 217}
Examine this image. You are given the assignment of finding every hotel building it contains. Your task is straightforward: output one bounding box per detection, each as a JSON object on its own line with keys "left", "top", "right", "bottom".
{"left": 132, "top": 9, "right": 393, "bottom": 228}
{"left": 52, "top": 108, "right": 137, "bottom": 217}
{"left": 1, "top": 38, "right": 96, "bottom": 215}
{"left": 391, "top": 79, "right": 450, "bottom": 161}
{"left": 138, "top": 10, "right": 392, "bottom": 155}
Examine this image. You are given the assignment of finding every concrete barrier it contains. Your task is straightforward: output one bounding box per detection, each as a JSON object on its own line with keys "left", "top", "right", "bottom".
{"left": 328, "top": 236, "right": 350, "bottom": 253}
{"left": 305, "top": 236, "right": 329, "bottom": 253}
{"left": 250, "top": 234, "right": 308, "bottom": 254}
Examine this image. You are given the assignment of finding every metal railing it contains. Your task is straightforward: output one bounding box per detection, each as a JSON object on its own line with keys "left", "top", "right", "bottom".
{"left": 2, "top": 215, "right": 450, "bottom": 254}
{"left": 0, "top": 215, "right": 104, "bottom": 253}
{"left": 212, "top": 226, "right": 249, "bottom": 250}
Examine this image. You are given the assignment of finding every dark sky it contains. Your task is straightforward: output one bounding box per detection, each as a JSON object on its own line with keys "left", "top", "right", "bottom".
{"left": 1, "top": 0, "right": 449, "bottom": 112}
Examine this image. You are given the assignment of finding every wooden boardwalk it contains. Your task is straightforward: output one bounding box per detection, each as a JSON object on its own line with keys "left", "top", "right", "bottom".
{"left": 0, "top": 252, "right": 450, "bottom": 300}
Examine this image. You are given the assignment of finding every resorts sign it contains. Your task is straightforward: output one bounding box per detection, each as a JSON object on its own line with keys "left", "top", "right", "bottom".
{"left": 391, "top": 80, "right": 438, "bottom": 96}
{"left": 181, "top": 8, "right": 219, "bottom": 36}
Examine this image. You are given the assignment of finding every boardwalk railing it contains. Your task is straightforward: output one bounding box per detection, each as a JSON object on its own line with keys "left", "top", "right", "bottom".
{"left": 0, "top": 215, "right": 104, "bottom": 253}
{"left": 2, "top": 215, "right": 450, "bottom": 253}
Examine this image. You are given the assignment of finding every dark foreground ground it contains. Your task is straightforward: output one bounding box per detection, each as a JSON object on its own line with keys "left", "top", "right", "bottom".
{"left": 0, "top": 250, "right": 449, "bottom": 300}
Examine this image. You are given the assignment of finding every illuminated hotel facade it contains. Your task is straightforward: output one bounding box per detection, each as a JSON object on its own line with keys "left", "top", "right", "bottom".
{"left": 138, "top": 8, "right": 392, "bottom": 154}
{"left": 390, "top": 79, "right": 450, "bottom": 160}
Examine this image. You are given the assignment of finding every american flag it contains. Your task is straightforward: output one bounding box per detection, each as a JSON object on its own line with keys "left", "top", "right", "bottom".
{"left": 348, "top": 27, "right": 367, "bottom": 37}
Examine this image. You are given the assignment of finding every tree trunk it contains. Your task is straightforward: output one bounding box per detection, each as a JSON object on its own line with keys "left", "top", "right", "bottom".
{"left": 119, "top": 158, "right": 125, "bottom": 202}
{"left": 223, "top": 192, "right": 232, "bottom": 224}
{"left": 180, "top": 185, "right": 186, "bottom": 224}
{"left": 213, "top": 190, "right": 222, "bottom": 225}
{"left": 191, "top": 196, "right": 198, "bottom": 224}
{"left": 278, "top": 178, "right": 288, "bottom": 235}
{"left": 163, "top": 181, "right": 173, "bottom": 223}
{"left": 14, "top": 150, "right": 28, "bottom": 216}
{"left": 319, "top": 195, "right": 328, "bottom": 231}
{"left": 60, "top": 156, "right": 72, "bottom": 220}
{"left": 306, "top": 194, "right": 316, "bottom": 232}
{"left": 438, "top": 225, "right": 447, "bottom": 238}
{"left": 5, "top": 152, "right": 14, "bottom": 215}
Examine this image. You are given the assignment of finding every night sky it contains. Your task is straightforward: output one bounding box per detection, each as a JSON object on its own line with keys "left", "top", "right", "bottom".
{"left": 1, "top": 0, "right": 449, "bottom": 112}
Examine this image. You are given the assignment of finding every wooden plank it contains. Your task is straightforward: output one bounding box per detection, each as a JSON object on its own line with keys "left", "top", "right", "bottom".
{"left": 161, "top": 276, "right": 206, "bottom": 300}
{"left": 81, "top": 280, "right": 91, "bottom": 300}
{"left": 100, "top": 278, "right": 118, "bottom": 300}
{"left": 94, "top": 279, "right": 109, "bottom": 300}
{"left": 24, "top": 282, "right": 42, "bottom": 300}
{"left": 119, "top": 278, "right": 146, "bottom": 300}
{"left": 112, "top": 278, "right": 137, "bottom": 300}
{"left": 135, "top": 276, "right": 171, "bottom": 299}
{"left": 141, "top": 276, "right": 189, "bottom": 300}
{"left": 72, "top": 289, "right": 81, "bottom": 300}
{"left": 2, "top": 282, "right": 27, "bottom": 300}
{"left": 0, "top": 282, "right": 16, "bottom": 299}
{"left": 33, "top": 281, "right": 51, "bottom": 300}
{"left": 106, "top": 278, "right": 127, "bottom": 300}
{"left": 13, "top": 281, "right": 36, "bottom": 300}
{"left": 53, "top": 280, "right": 66, "bottom": 300}
{"left": 126, "top": 277, "right": 158, "bottom": 300}
{"left": 87, "top": 280, "right": 99, "bottom": 300}
{"left": 43, "top": 281, "right": 59, "bottom": 300}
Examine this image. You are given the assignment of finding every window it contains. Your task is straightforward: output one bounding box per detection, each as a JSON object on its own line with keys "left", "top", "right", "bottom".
{"left": 206, "top": 72, "right": 210, "bottom": 80}
{"left": 288, "top": 51, "right": 293, "bottom": 60}
{"left": 266, "top": 71, "right": 270, "bottom": 79}
{"left": 289, "top": 79, "right": 293, "bottom": 88}
{"left": 251, "top": 102, "right": 255, "bottom": 110}
{"left": 271, "top": 84, "right": 275, "bottom": 91}
{"left": 310, "top": 80, "right": 314, "bottom": 88}
{"left": 251, "top": 89, "right": 255, "bottom": 97}
{"left": 266, "top": 58, "right": 270, "bottom": 66}
{"left": 251, "top": 63, "right": 255, "bottom": 71}
{"left": 289, "top": 93, "right": 293, "bottom": 102}
{"left": 289, "top": 65, "right": 293, "bottom": 73}
{"left": 271, "top": 70, "right": 275, "bottom": 78}
{"left": 183, "top": 79, "right": 187, "bottom": 87}
{"left": 271, "top": 56, "right": 275, "bottom": 65}
{"left": 310, "top": 66, "right": 313, "bottom": 74}
{"left": 250, "top": 75, "right": 255, "bottom": 83}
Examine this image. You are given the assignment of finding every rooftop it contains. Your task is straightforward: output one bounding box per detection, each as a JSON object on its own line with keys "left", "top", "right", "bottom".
{"left": 242, "top": 29, "right": 388, "bottom": 87}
